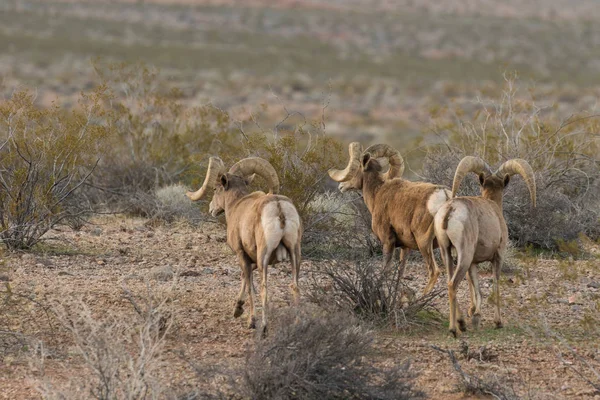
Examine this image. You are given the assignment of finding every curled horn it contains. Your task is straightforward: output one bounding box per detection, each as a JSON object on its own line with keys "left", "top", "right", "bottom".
{"left": 229, "top": 157, "right": 280, "bottom": 194}
{"left": 328, "top": 142, "right": 362, "bottom": 182}
{"left": 496, "top": 159, "right": 537, "bottom": 207}
{"left": 363, "top": 143, "right": 405, "bottom": 180}
{"left": 186, "top": 157, "right": 226, "bottom": 201}
{"left": 452, "top": 156, "right": 492, "bottom": 197}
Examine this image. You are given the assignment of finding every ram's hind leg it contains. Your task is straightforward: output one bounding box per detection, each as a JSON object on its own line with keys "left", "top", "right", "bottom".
{"left": 244, "top": 255, "right": 257, "bottom": 330}
{"left": 418, "top": 235, "right": 439, "bottom": 295}
{"left": 492, "top": 255, "right": 503, "bottom": 329}
{"left": 448, "top": 249, "right": 472, "bottom": 337}
{"left": 288, "top": 242, "right": 301, "bottom": 305}
{"left": 257, "top": 246, "right": 272, "bottom": 338}
{"left": 466, "top": 264, "right": 482, "bottom": 330}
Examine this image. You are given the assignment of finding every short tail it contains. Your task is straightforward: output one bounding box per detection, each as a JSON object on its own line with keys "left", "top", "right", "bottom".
{"left": 441, "top": 205, "right": 454, "bottom": 230}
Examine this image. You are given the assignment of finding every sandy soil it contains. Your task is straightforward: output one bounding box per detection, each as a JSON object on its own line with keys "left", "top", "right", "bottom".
{"left": 1, "top": 216, "right": 599, "bottom": 399}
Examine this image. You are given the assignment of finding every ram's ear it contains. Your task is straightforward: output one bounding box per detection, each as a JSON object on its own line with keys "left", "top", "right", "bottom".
{"left": 220, "top": 174, "right": 229, "bottom": 189}
{"left": 503, "top": 174, "right": 510, "bottom": 187}
{"left": 479, "top": 173, "right": 485, "bottom": 186}
{"left": 362, "top": 153, "right": 371, "bottom": 168}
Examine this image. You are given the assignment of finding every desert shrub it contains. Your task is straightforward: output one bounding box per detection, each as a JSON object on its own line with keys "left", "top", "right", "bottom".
{"left": 40, "top": 284, "right": 174, "bottom": 400}
{"left": 421, "top": 73, "right": 600, "bottom": 249}
{"left": 87, "top": 62, "right": 243, "bottom": 210}
{"left": 238, "top": 119, "right": 345, "bottom": 222}
{"left": 432, "top": 345, "right": 519, "bottom": 400}
{"left": 302, "top": 191, "right": 381, "bottom": 258}
{"left": 308, "top": 257, "right": 442, "bottom": 328}
{"left": 240, "top": 307, "right": 423, "bottom": 400}
{"left": 90, "top": 62, "right": 347, "bottom": 239}
{"left": 0, "top": 88, "right": 110, "bottom": 250}
{"left": 153, "top": 184, "right": 204, "bottom": 223}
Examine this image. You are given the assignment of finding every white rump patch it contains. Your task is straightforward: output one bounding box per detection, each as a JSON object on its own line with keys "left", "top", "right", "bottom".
{"left": 427, "top": 189, "right": 451, "bottom": 216}
{"left": 279, "top": 201, "right": 301, "bottom": 243}
{"left": 261, "top": 202, "right": 285, "bottom": 252}
{"left": 261, "top": 201, "right": 300, "bottom": 263}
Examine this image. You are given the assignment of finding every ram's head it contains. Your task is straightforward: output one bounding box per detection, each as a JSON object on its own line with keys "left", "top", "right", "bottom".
{"left": 186, "top": 157, "right": 279, "bottom": 217}
{"left": 328, "top": 142, "right": 405, "bottom": 192}
{"left": 451, "top": 156, "right": 536, "bottom": 206}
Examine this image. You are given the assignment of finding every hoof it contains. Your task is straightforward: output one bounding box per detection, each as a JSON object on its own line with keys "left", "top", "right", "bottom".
{"left": 233, "top": 301, "right": 245, "bottom": 318}
{"left": 248, "top": 317, "right": 256, "bottom": 330}
{"left": 471, "top": 314, "right": 481, "bottom": 330}
{"left": 422, "top": 284, "right": 433, "bottom": 295}
{"left": 260, "top": 324, "right": 268, "bottom": 339}
{"left": 450, "top": 328, "right": 459, "bottom": 338}
{"left": 458, "top": 318, "right": 467, "bottom": 332}
{"left": 495, "top": 320, "right": 503, "bottom": 329}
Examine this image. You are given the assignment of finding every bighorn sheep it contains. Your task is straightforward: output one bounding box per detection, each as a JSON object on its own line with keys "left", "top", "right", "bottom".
{"left": 328, "top": 142, "right": 452, "bottom": 294}
{"left": 434, "top": 156, "right": 536, "bottom": 337}
{"left": 186, "top": 157, "right": 302, "bottom": 334}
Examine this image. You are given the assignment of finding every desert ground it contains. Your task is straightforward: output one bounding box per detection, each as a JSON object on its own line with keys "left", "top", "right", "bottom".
{"left": 1, "top": 0, "right": 600, "bottom": 398}
{"left": 1, "top": 215, "right": 599, "bottom": 399}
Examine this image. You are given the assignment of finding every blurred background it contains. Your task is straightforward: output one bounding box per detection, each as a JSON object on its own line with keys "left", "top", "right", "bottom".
{"left": 1, "top": 0, "right": 599, "bottom": 251}
{"left": 3, "top": 0, "right": 600, "bottom": 147}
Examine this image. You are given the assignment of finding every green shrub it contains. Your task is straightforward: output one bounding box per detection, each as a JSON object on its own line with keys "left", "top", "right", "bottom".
{"left": 421, "top": 72, "right": 600, "bottom": 249}
{"left": 0, "top": 88, "right": 110, "bottom": 250}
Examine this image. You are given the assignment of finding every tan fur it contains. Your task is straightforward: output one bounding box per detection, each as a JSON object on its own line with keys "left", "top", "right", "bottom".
{"left": 343, "top": 156, "right": 451, "bottom": 294}
{"left": 208, "top": 173, "right": 302, "bottom": 335}
{"left": 435, "top": 168, "right": 534, "bottom": 337}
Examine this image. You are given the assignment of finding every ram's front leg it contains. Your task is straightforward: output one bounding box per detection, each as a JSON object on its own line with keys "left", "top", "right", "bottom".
{"left": 233, "top": 252, "right": 252, "bottom": 319}
{"left": 233, "top": 268, "right": 247, "bottom": 318}
{"left": 236, "top": 251, "right": 256, "bottom": 329}
{"left": 380, "top": 229, "right": 396, "bottom": 274}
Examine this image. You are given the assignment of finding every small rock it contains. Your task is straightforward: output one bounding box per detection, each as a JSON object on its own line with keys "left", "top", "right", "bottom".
{"left": 58, "top": 271, "right": 74, "bottom": 276}
{"left": 97, "top": 259, "right": 105, "bottom": 265}
{"left": 587, "top": 281, "right": 600, "bottom": 289}
{"left": 571, "top": 305, "right": 582, "bottom": 312}
{"left": 0, "top": 274, "right": 10, "bottom": 282}
{"left": 202, "top": 268, "right": 214, "bottom": 275}
{"left": 150, "top": 265, "right": 174, "bottom": 281}
{"left": 90, "top": 228, "right": 103, "bottom": 236}
{"left": 180, "top": 270, "right": 201, "bottom": 277}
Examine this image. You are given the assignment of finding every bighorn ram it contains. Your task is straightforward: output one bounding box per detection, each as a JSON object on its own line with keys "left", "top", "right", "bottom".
{"left": 328, "top": 142, "right": 452, "bottom": 294}
{"left": 434, "top": 156, "right": 536, "bottom": 337}
{"left": 186, "top": 157, "right": 302, "bottom": 334}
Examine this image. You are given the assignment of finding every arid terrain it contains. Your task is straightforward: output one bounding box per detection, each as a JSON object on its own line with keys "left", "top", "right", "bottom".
{"left": 1, "top": 1, "right": 600, "bottom": 398}
{"left": 1, "top": 215, "right": 599, "bottom": 399}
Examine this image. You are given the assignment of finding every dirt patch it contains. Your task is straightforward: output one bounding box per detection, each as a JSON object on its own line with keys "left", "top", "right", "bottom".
{"left": 1, "top": 216, "right": 599, "bottom": 398}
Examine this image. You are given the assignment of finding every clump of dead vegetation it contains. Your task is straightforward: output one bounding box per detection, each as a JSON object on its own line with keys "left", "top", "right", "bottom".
{"left": 228, "top": 307, "right": 423, "bottom": 400}
{"left": 38, "top": 283, "right": 175, "bottom": 400}
{"left": 308, "top": 257, "right": 443, "bottom": 330}
{"left": 432, "top": 344, "right": 519, "bottom": 400}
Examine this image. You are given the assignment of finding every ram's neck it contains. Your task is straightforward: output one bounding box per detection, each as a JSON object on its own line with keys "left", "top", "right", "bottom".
{"left": 482, "top": 189, "right": 504, "bottom": 211}
{"left": 223, "top": 189, "right": 249, "bottom": 221}
{"left": 362, "top": 174, "right": 385, "bottom": 214}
